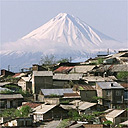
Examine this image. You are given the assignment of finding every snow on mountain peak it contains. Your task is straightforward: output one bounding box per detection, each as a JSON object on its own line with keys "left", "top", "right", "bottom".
{"left": 22, "top": 12, "right": 106, "bottom": 48}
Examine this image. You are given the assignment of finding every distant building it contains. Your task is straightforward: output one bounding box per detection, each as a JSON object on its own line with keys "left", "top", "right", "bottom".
{"left": 1, "top": 69, "right": 15, "bottom": 77}
{"left": 33, "top": 104, "right": 68, "bottom": 122}
{"left": 105, "top": 109, "right": 127, "bottom": 125}
{"left": 0, "top": 94, "right": 23, "bottom": 109}
{"left": 1, "top": 117, "right": 33, "bottom": 127}
{"left": 18, "top": 77, "right": 32, "bottom": 92}
{"left": 32, "top": 71, "right": 53, "bottom": 95}
{"left": 96, "top": 82, "right": 124, "bottom": 108}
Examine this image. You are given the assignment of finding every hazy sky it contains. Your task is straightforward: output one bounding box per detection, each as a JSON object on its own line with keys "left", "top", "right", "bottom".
{"left": 0, "top": 0, "right": 128, "bottom": 44}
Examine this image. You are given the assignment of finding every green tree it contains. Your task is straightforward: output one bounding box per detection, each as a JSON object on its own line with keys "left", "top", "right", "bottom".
{"left": 19, "top": 105, "right": 32, "bottom": 117}
{"left": 68, "top": 109, "right": 80, "bottom": 121}
{"left": 116, "top": 71, "right": 128, "bottom": 81}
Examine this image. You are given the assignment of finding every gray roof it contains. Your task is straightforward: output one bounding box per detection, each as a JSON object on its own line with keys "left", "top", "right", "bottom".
{"left": 97, "top": 82, "right": 124, "bottom": 89}
{"left": 0, "top": 82, "right": 12, "bottom": 87}
{"left": 105, "top": 109, "right": 125, "bottom": 118}
{"left": 53, "top": 74, "right": 83, "bottom": 80}
{"left": 70, "top": 65, "right": 95, "bottom": 73}
{"left": 0, "top": 94, "right": 23, "bottom": 99}
{"left": 33, "top": 71, "right": 53, "bottom": 76}
{"left": 41, "top": 88, "right": 73, "bottom": 96}
{"left": 0, "top": 87, "right": 11, "bottom": 92}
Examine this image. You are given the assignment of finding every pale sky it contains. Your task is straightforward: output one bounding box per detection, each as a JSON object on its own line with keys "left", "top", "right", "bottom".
{"left": 0, "top": 0, "right": 128, "bottom": 44}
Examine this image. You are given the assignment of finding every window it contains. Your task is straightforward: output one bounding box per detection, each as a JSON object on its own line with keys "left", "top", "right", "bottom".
{"left": 116, "top": 90, "right": 121, "bottom": 96}
{"left": 106, "top": 90, "right": 111, "bottom": 96}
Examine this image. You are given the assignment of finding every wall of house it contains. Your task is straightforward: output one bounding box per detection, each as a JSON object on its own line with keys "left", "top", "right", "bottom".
{"left": 43, "top": 106, "right": 68, "bottom": 120}
{"left": 80, "top": 90, "right": 96, "bottom": 102}
{"left": 53, "top": 80, "right": 68, "bottom": 88}
{"left": 18, "top": 79, "right": 26, "bottom": 91}
{"left": 32, "top": 76, "right": 53, "bottom": 94}
{"left": 96, "top": 84, "right": 103, "bottom": 105}
{"left": 44, "top": 98, "right": 60, "bottom": 104}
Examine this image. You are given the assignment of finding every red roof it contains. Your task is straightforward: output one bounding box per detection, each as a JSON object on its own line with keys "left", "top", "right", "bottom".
{"left": 22, "top": 102, "right": 41, "bottom": 108}
{"left": 12, "top": 73, "right": 22, "bottom": 78}
{"left": 120, "top": 83, "right": 128, "bottom": 89}
{"left": 63, "top": 93, "right": 80, "bottom": 98}
{"left": 54, "top": 66, "right": 74, "bottom": 73}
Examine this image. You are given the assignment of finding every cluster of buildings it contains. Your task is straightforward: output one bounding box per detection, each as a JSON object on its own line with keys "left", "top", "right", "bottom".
{"left": 0, "top": 50, "right": 128, "bottom": 127}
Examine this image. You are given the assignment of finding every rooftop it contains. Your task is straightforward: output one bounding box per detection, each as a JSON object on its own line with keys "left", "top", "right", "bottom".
{"left": 53, "top": 73, "right": 83, "bottom": 80}
{"left": 41, "top": 88, "right": 73, "bottom": 96}
{"left": 105, "top": 109, "right": 125, "bottom": 118}
{"left": 54, "top": 66, "right": 74, "bottom": 73}
{"left": 34, "top": 104, "right": 57, "bottom": 114}
{"left": 0, "top": 94, "right": 23, "bottom": 99}
{"left": 33, "top": 71, "right": 53, "bottom": 76}
{"left": 97, "top": 82, "right": 124, "bottom": 89}
{"left": 70, "top": 65, "right": 95, "bottom": 73}
{"left": 22, "top": 102, "right": 42, "bottom": 108}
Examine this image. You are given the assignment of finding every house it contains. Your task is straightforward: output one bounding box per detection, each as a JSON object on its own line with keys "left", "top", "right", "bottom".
{"left": 32, "top": 71, "right": 53, "bottom": 95}
{"left": 0, "top": 93, "right": 23, "bottom": 109}
{"left": 120, "top": 120, "right": 128, "bottom": 127}
{"left": 70, "top": 100, "right": 99, "bottom": 114}
{"left": 53, "top": 73, "right": 83, "bottom": 88}
{"left": 105, "top": 109, "right": 127, "bottom": 125}
{"left": 0, "top": 69, "right": 15, "bottom": 77}
{"left": 18, "top": 77, "right": 32, "bottom": 92}
{"left": 38, "top": 88, "right": 74, "bottom": 104}
{"left": 78, "top": 85, "right": 97, "bottom": 102}
{"left": 33, "top": 104, "right": 68, "bottom": 122}
{"left": 32, "top": 64, "right": 47, "bottom": 71}
{"left": 1, "top": 117, "right": 33, "bottom": 127}
{"left": 103, "top": 51, "right": 128, "bottom": 64}
{"left": 96, "top": 82, "right": 124, "bottom": 109}
{"left": 120, "top": 83, "right": 128, "bottom": 108}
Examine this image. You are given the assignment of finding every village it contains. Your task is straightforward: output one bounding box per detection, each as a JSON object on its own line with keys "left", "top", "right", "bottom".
{"left": 0, "top": 50, "right": 128, "bottom": 128}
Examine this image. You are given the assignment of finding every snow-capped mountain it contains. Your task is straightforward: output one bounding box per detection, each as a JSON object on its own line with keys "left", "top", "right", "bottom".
{"left": 0, "top": 13, "right": 125, "bottom": 71}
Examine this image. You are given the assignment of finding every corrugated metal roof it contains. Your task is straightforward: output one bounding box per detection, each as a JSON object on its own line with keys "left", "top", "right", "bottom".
{"left": 54, "top": 66, "right": 74, "bottom": 73}
{"left": 97, "top": 82, "right": 124, "bottom": 89}
{"left": 22, "top": 102, "right": 42, "bottom": 108}
{"left": 33, "top": 71, "right": 53, "bottom": 76}
{"left": 70, "top": 100, "right": 97, "bottom": 111}
{"left": 0, "top": 94, "right": 23, "bottom": 99}
{"left": 120, "top": 120, "right": 128, "bottom": 125}
{"left": 70, "top": 65, "right": 95, "bottom": 73}
{"left": 41, "top": 88, "right": 73, "bottom": 96}
{"left": 0, "top": 87, "right": 11, "bottom": 92}
{"left": 82, "top": 76, "right": 113, "bottom": 82}
{"left": 63, "top": 93, "right": 80, "bottom": 98}
{"left": 78, "top": 85, "right": 95, "bottom": 90}
{"left": 60, "top": 105, "right": 76, "bottom": 110}
{"left": 78, "top": 102, "right": 97, "bottom": 110}
{"left": 105, "top": 109, "right": 125, "bottom": 118}
{"left": 34, "top": 104, "right": 57, "bottom": 114}
{"left": 53, "top": 74, "right": 83, "bottom": 80}
{"left": 0, "top": 82, "right": 11, "bottom": 87}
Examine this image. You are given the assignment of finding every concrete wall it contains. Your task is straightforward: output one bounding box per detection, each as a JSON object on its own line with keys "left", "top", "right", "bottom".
{"left": 32, "top": 76, "right": 53, "bottom": 94}
{"left": 80, "top": 90, "right": 96, "bottom": 102}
